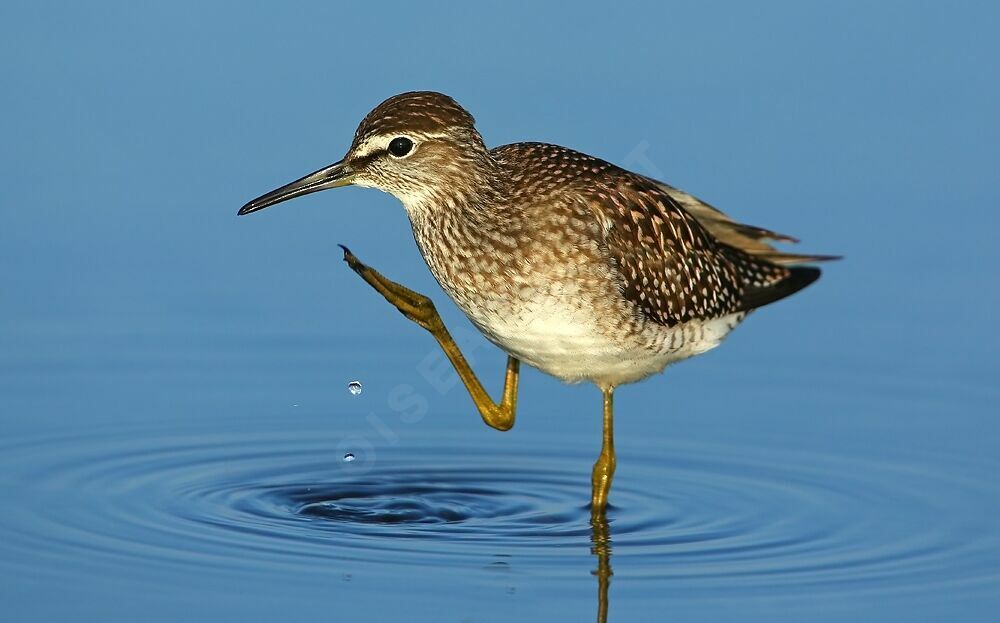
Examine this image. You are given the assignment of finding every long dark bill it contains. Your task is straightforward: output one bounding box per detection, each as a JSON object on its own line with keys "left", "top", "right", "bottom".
{"left": 238, "top": 160, "right": 354, "bottom": 215}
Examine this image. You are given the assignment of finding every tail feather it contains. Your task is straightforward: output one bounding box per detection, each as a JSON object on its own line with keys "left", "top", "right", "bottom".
{"left": 653, "top": 180, "right": 840, "bottom": 266}
{"left": 753, "top": 251, "right": 842, "bottom": 266}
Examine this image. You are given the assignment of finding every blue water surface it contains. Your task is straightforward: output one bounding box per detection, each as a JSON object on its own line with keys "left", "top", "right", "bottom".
{"left": 2, "top": 2, "right": 999, "bottom": 621}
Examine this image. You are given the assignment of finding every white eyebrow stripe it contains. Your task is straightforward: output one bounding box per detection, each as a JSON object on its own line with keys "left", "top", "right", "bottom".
{"left": 351, "top": 137, "right": 382, "bottom": 159}
{"left": 352, "top": 131, "right": 451, "bottom": 158}
{"left": 413, "top": 131, "right": 452, "bottom": 140}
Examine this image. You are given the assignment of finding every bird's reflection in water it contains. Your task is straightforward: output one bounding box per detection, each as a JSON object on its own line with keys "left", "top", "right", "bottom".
{"left": 591, "top": 511, "right": 613, "bottom": 623}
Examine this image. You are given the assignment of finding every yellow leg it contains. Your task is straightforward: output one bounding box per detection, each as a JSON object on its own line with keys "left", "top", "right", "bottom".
{"left": 591, "top": 387, "right": 616, "bottom": 517}
{"left": 340, "top": 245, "right": 519, "bottom": 431}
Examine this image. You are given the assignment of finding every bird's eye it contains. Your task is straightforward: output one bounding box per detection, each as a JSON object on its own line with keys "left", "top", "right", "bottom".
{"left": 388, "top": 136, "right": 413, "bottom": 158}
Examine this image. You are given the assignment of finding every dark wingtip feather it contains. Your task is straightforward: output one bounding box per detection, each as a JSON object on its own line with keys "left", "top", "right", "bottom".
{"left": 740, "top": 266, "right": 822, "bottom": 311}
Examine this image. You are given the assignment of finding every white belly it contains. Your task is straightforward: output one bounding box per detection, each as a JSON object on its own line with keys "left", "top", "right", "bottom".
{"left": 466, "top": 294, "right": 745, "bottom": 388}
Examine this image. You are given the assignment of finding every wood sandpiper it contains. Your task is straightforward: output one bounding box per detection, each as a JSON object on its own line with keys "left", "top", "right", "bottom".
{"left": 239, "top": 91, "right": 836, "bottom": 519}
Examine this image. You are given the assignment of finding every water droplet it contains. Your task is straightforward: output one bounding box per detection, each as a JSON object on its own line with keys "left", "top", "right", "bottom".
{"left": 343, "top": 453, "right": 356, "bottom": 463}
{"left": 347, "top": 380, "right": 362, "bottom": 396}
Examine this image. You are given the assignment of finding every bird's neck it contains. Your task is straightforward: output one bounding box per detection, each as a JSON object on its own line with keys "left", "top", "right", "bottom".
{"left": 398, "top": 152, "right": 518, "bottom": 294}
{"left": 399, "top": 152, "right": 510, "bottom": 230}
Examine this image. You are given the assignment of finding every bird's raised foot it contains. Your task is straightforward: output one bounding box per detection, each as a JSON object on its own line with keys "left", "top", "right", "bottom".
{"left": 339, "top": 244, "right": 444, "bottom": 333}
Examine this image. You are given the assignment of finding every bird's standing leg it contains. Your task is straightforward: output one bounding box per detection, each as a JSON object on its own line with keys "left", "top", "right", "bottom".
{"left": 339, "top": 246, "right": 519, "bottom": 431}
{"left": 591, "top": 387, "right": 616, "bottom": 517}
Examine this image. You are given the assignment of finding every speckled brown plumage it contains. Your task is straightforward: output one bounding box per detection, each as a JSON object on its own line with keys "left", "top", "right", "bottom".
{"left": 248, "top": 91, "right": 834, "bottom": 388}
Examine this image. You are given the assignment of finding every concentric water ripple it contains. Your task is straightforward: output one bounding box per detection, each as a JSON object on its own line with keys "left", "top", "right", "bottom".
{"left": 1, "top": 421, "right": 997, "bottom": 596}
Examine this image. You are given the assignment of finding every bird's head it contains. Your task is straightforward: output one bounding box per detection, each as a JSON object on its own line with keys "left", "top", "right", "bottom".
{"left": 238, "top": 91, "right": 492, "bottom": 216}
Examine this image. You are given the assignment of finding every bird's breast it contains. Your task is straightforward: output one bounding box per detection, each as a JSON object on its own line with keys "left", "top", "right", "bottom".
{"left": 418, "top": 241, "right": 653, "bottom": 383}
